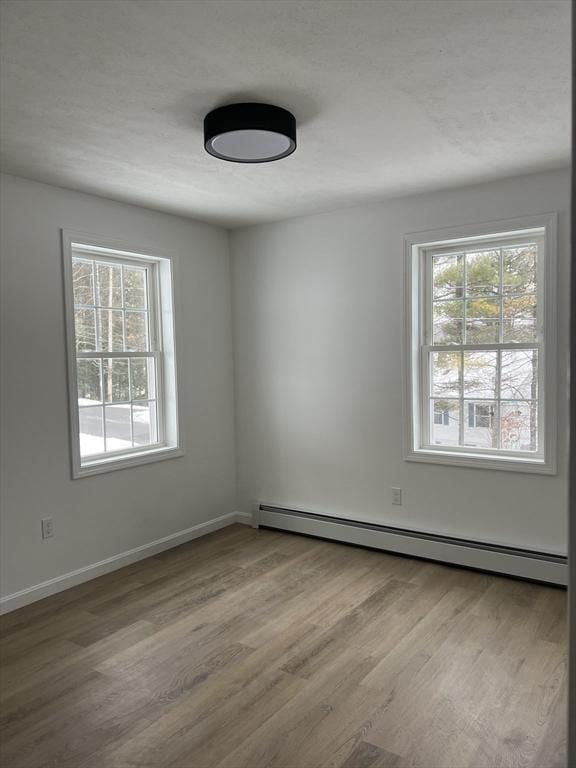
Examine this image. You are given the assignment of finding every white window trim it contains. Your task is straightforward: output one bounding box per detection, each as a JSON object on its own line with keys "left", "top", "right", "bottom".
{"left": 62, "top": 229, "right": 185, "bottom": 478}
{"left": 403, "top": 213, "right": 558, "bottom": 474}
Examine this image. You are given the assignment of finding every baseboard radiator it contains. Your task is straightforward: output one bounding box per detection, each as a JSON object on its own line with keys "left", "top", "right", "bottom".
{"left": 255, "top": 504, "right": 567, "bottom": 586}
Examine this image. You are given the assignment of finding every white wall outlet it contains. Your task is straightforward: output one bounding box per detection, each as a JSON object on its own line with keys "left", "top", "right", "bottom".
{"left": 41, "top": 517, "right": 54, "bottom": 539}
{"left": 391, "top": 487, "right": 402, "bottom": 506}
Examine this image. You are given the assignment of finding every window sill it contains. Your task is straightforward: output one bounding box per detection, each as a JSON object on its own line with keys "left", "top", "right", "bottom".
{"left": 405, "top": 447, "right": 555, "bottom": 475}
{"left": 74, "top": 445, "right": 184, "bottom": 479}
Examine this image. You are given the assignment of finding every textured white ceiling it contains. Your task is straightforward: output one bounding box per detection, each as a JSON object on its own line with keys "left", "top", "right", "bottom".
{"left": 0, "top": 0, "right": 571, "bottom": 228}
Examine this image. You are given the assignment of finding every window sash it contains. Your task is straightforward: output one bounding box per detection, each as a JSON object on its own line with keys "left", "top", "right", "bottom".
{"left": 420, "top": 343, "right": 543, "bottom": 458}
{"left": 422, "top": 235, "right": 545, "bottom": 347}
{"left": 72, "top": 257, "right": 160, "bottom": 352}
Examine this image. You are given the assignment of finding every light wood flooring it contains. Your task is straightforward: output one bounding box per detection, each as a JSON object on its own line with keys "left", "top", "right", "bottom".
{"left": 0, "top": 524, "right": 568, "bottom": 768}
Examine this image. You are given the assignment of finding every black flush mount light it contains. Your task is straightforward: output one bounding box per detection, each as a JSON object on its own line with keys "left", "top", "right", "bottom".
{"left": 204, "top": 103, "right": 296, "bottom": 163}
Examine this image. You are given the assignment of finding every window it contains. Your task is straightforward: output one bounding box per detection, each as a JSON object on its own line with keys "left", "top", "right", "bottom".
{"left": 404, "top": 215, "right": 557, "bottom": 473}
{"left": 62, "top": 232, "right": 183, "bottom": 477}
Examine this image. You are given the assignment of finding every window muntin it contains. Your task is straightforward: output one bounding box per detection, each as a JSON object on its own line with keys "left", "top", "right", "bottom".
{"left": 420, "top": 231, "right": 545, "bottom": 460}
{"left": 72, "top": 253, "right": 161, "bottom": 460}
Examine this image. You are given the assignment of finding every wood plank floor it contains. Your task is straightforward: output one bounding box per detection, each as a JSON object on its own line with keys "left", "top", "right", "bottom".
{"left": 0, "top": 524, "right": 567, "bottom": 768}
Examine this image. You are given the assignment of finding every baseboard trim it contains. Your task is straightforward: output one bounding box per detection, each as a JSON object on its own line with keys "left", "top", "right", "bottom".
{"left": 235, "top": 511, "right": 253, "bottom": 525}
{"left": 0, "top": 511, "right": 247, "bottom": 615}
{"left": 256, "top": 504, "right": 567, "bottom": 586}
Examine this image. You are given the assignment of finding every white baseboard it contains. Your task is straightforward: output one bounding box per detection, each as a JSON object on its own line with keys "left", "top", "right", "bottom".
{"left": 0, "top": 511, "right": 249, "bottom": 615}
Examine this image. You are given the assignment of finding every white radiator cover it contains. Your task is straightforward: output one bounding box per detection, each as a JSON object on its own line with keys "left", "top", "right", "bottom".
{"left": 255, "top": 505, "right": 567, "bottom": 586}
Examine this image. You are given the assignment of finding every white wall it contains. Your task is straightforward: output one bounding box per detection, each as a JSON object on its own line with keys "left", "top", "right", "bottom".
{"left": 0, "top": 174, "right": 236, "bottom": 599}
{"left": 0, "top": 167, "right": 569, "bottom": 606}
{"left": 231, "top": 168, "right": 570, "bottom": 555}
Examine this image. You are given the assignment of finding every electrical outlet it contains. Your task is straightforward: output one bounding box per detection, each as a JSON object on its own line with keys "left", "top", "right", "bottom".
{"left": 391, "top": 487, "right": 402, "bottom": 506}
{"left": 41, "top": 517, "right": 54, "bottom": 539}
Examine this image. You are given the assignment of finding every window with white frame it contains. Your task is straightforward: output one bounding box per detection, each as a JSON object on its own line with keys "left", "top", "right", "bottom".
{"left": 405, "top": 215, "right": 557, "bottom": 473}
{"left": 63, "top": 233, "right": 182, "bottom": 477}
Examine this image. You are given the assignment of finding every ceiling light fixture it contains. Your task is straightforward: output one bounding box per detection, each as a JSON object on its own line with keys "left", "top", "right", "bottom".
{"left": 204, "top": 103, "right": 296, "bottom": 163}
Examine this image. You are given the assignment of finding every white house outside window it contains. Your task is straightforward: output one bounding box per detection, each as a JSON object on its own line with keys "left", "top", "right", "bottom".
{"left": 62, "top": 232, "right": 183, "bottom": 478}
{"left": 404, "top": 215, "right": 557, "bottom": 474}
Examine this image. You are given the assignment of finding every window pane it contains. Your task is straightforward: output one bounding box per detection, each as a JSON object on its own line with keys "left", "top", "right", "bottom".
{"left": 432, "top": 300, "right": 463, "bottom": 344}
{"left": 466, "top": 297, "right": 500, "bottom": 319}
{"left": 104, "top": 404, "right": 132, "bottom": 452}
{"left": 433, "top": 319, "right": 463, "bottom": 345}
{"left": 433, "top": 253, "right": 463, "bottom": 300}
{"left": 430, "top": 399, "right": 459, "bottom": 446}
{"left": 79, "top": 406, "right": 104, "bottom": 456}
{"left": 96, "top": 263, "right": 122, "bottom": 307}
{"left": 125, "top": 311, "right": 148, "bottom": 351}
{"left": 123, "top": 267, "right": 147, "bottom": 309}
{"left": 503, "top": 296, "right": 537, "bottom": 342}
{"left": 431, "top": 352, "right": 461, "bottom": 398}
{"left": 463, "top": 401, "right": 497, "bottom": 448}
{"left": 132, "top": 401, "right": 158, "bottom": 446}
{"left": 501, "top": 349, "right": 538, "bottom": 400}
{"left": 463, "top": 351, "right": 497, "bottom": 398}
{"left": 130, "top": 357, "right": 155, "bottom": 400}
{"left": 465, "top": 298, "right": 500, "bottom": 343}
{"left": 97, "top": 309, "right": 124, "bottom": 351}
{"left": 103, "top": 358, "right": 130, "bottom": 402}
{"left": 74, "top": 308, "right": 97, "bottom": 351}
{"left": 465, "top": 320, "right": 499, "bottom": 344}
{"left": 503, "top": 245, "right": 536, "bottom": 295}
{"left": 500, "top": 401, "right": 537, "bottom": 452}
{"left": 72, "top": 259, "right": 94, "bottom": 305}
{"left": 465, "top": 250, "right": 500, "bottom": 297}
{"left": 77, "top": 358, "right": 102, "bottom": 404}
